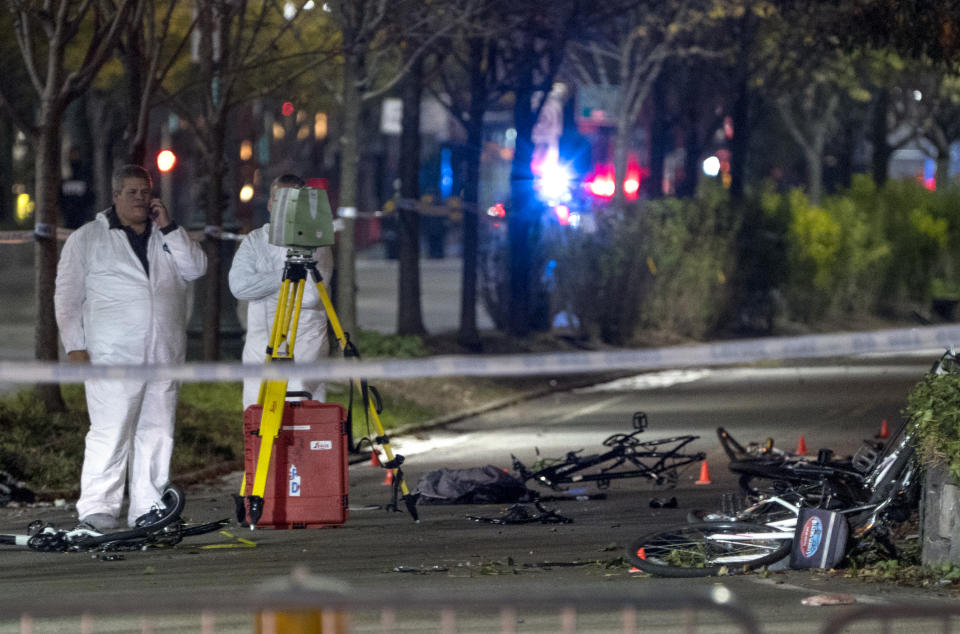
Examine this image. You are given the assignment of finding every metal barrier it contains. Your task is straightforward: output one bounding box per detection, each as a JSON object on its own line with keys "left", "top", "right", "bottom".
{"left": 820, "top": 603, "right": 960, "bottom": 634}
{"left": 2, "top": 575, "right": 763, "bottom": 634}
{"left": 15, "top": 591, "right": 960, "bottom": 634}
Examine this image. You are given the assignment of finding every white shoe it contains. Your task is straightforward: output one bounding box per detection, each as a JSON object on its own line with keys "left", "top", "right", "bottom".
{"left": 77, "top": 513, "right": 120, "bottom": 532}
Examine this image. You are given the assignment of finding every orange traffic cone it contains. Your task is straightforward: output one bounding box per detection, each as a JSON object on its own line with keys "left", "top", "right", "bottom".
{"left": 695, "top": 461, "right": 711, "bottom": 485}
{"left": 382, "top": 468, "right": 394, "bottom": 486}
{"left": 878, "top": 419, "right": 890, "bottom": 439}
{"left": 796, "top": 436, "right": 807, "bottom": 455}
{"left": 370, "top": 451, "right": 381, "bottom": 467}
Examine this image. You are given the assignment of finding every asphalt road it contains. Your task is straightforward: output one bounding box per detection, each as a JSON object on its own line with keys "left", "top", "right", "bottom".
{"left": 0, "top": 354, "right": 954, "bottom": 633}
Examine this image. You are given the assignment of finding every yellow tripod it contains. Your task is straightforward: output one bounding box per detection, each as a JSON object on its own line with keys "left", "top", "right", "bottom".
{"left": 238, "top": 247, "right": 419, "bottom": 528}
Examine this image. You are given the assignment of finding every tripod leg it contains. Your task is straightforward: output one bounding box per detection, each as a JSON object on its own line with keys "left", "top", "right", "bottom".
{"left": 240, "top": 277, "right": 298, "bottom": 504}
{"left": 247, "top": 378, "right": 289, "bottom": 527}
{"left": 312, "top": 276, "right": 420, "bottom": 521}
{"left": 245, "top": 276, "right": 306, "bottom": 528}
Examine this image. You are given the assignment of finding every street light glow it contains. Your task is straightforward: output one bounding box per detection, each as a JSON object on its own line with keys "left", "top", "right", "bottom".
{"left": 703, "top": 155, "right": 721, "bottom": 177}
{"left": 157, "top": 150, "right": 177, "bottom": 172}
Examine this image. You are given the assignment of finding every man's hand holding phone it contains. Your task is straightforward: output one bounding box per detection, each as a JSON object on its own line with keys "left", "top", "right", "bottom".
{"left": 149, "top": 198, "right": 172, "bottom": 229}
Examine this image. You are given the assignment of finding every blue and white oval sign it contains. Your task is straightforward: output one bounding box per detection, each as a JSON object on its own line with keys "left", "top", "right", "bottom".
{"left": 799, "top": 516, "right": 823, "bottom": 558}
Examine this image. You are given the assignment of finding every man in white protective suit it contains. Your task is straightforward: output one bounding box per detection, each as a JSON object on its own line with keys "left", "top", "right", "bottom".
{"left": 228, "top": 174, "right": 334, "bottom": 411}
{"left": 54, "top": 164, "right": 207, "bottom": 532}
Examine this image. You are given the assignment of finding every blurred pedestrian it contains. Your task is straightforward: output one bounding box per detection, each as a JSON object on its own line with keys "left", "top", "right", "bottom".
{"left": 229, "top": 174, "right": 334, "bottom": 410}
{"left": 54, "top": 164, "right": 207, "bottom": 532}
{"left": 60, "top": 146, "right": 96, "bottom": 229}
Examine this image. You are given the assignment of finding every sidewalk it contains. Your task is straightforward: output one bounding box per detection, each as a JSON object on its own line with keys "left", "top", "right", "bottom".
{"left": 356, "top": 249, "right": 495, "bottom": 334}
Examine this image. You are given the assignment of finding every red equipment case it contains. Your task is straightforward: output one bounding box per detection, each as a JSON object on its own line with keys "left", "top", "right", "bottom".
{"left": 242, "top": 401, "right": 349, "bottom": 528}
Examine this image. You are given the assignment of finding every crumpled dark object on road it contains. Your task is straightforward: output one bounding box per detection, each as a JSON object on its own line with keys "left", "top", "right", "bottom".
{"left": 415, "top": 465, "right": 533, "bottom": 505}
{"left": 649, "top": 497, "right": 677, "bottom": 508}
{"left": 465, "top": 501, "right": 573, "bottom": 525}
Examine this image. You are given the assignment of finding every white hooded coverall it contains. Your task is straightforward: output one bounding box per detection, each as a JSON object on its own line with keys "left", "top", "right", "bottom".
{"left": 55, "top": 210, "right": 207, "bottom": 526}
{"left": 228, "top": 224, "right": 333, "bottom": 410}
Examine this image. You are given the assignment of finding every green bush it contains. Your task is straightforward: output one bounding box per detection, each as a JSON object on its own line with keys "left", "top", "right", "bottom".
{"left": 762, "top": 178, "right": 893, "bottom": 321}
{"left": 872, "top": 179, "right": 948, "bottom": 311}
{"left": 638, "top": 193, "right": 740, "bottom": 339}
{"left": 547, "top": 184, "right": 739, "bottom": 344}
{"left": 905, "top": 371, "right": 960, "bottom": 480}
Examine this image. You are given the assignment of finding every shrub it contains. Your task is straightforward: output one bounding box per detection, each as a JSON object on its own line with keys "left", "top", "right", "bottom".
{"left": 905, "top": 370, "right": 960, "bottom": 480}
{"left": 764, "top": 180, "right": 893, "bottom": 321}
{"left": 547, "top": 185, "right": 739, "bottom": 344}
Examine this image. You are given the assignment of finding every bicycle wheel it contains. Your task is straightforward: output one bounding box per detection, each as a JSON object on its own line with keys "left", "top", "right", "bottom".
{"left": 688, "top": 497, "right": 799, "bottom": 527}
{"left": 627, "top": 521, "right": 792, "bottom": 577}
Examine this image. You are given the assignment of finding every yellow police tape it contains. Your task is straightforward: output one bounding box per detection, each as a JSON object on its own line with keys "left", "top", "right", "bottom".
{"left": 199, "top": 530, "right": 258, "bottom": 549}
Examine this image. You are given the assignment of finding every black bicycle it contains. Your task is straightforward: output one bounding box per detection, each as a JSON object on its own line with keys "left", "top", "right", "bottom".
{"left": 0, "top": 483, "right": 227, "bottom": 552}
{"left": 718, "top": 425, "right": 882, "bottom": 503}
{"left": 628, "top": 405, "right": 920, "bottom": 577}
{"left": 512, "top": 412, "right": 705, "bottom": 490}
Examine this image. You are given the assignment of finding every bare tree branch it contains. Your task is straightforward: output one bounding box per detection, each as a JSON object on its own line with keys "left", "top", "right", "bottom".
{"left": 11, "top": 9, "right": 45, "bottom": 94}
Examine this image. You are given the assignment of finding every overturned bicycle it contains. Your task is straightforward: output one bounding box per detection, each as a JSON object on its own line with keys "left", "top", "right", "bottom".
{"left": 623, "top": 346, "right": 946, "bottom": 577}
{"left": 0, "top": 484, "right": 227, "bottom": 553}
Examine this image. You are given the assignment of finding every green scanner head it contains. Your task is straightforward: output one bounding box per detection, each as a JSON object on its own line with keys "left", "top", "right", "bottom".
{"left": 269, "top": 186, "right": 335, "bottom": 248}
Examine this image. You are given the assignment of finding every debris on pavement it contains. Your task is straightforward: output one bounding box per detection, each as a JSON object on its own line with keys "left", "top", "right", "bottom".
{"left": 649, "top": 497, "right": 678, "bottom": 508}
{"left": 801, "top": 593, "right": 857, "bottom": 606}
{"left": 465, "top": 501, "right": 572, "bottom": 525}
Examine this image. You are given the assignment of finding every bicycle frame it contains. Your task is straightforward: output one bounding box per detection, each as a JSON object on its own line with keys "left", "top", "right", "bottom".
{"left": 513, "top": 412, "right": 705, "bottom": 490}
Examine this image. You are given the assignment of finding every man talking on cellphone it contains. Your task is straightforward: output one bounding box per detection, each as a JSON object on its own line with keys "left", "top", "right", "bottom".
{"left": 54, "top": 164, "right": 207, "bottom": 532}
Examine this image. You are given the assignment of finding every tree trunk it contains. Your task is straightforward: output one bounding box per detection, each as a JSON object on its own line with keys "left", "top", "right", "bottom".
{"left": 613, "top": 114, "right": 630, "bottom": 206}
{"left": 123, "top": 23, "right": 148, "bottom": 166}
{"left": 86, "top": 92, "right": 115, "bottom": 211}
{"left": 396, "top": 56, "right": 425, "bottom": 336}
{"left": 730, "top": 75, "right": 751, "bottom": 202}
{"left": 0, "top": 115, "right": 12, "bottom": 224}
{"left": 507, "top": 83, "right": 538, "bottom": 336}
{"left": 676, "top": 69, "right": 702, "bottom": 198}
{"left": 335, "top": 56, "right": 360, "bottom": 335}
{"left": 201, "top": 124, "right": 226, "bottom": 360}
{"left": 34, "top": 103, "right": 66, "bottom": 411}
{"left": 647, "top": 74, "right": 669, "bottom": 199}
{"left": 936, "top": 143, "right": 951, "bottom": 189}
{"left": 729, "top": 10, "right": 755, "bottom": 203}
{"left": 678, "top": 123, "right": 701, "bottom": 198}
{"left": 835, "top": 115, "right": 856, "bottom": 191}
{"left": 871, "top": 89, "right": 891, "bottom": 187}
{"left": 457, "top": 38, "right": 486, "bottom": 349}
{"left": 805, "top": 148, "right": 823, "bottom": 205}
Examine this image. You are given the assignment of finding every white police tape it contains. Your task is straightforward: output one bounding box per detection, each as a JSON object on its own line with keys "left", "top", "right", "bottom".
{"left": 1, "top": 324, "right": 958, "bottom": 385}
{"left": 0, "top": 227, "right": 78, "bottom": 244}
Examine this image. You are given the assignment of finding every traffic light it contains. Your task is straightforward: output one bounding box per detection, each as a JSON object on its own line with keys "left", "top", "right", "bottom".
{"left": 157, "top": 150, "right": 177, "bottom": 172}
